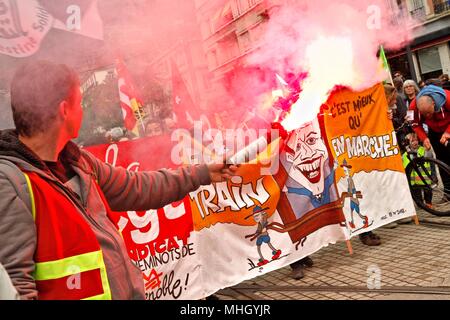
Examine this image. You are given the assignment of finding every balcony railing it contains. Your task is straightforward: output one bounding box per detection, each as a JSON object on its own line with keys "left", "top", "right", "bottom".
{"left": 433, "top": 0, "right": 450, "bottom": 15}
{"left": 410, "top": 6, "right": 427, "bottom": 20}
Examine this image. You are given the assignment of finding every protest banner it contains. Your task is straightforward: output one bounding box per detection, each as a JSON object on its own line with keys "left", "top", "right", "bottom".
{"left": 86, "top": 83, "right": 416, "bottom": 299}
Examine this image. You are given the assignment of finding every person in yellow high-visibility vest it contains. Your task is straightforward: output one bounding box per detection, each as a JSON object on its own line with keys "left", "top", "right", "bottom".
{"left": 402, "top": 133, "right": 435, "bottom": 209}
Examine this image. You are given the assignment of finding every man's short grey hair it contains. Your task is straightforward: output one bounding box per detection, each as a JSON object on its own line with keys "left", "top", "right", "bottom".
{"left": 417, "top": 95, "right": 434, "bottom": 108}
{"left": 11, "top": 61, "right": 79, "bottom": 137}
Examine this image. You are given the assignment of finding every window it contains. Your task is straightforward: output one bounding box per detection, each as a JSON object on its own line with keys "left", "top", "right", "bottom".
{"left": 250, "top": 22, "right": 265, "bottom": 43}
{"left": 409, "top": 0, "right": 426, "bottom": 19}
{"left": 219, "top": 34, "right": 239, "bottom": 63}
{"left": 212, "top": 1, "right": 234, "bottom": 31}
{"left": 417, "top": 46, "right": 443, "bottom": 78}
{"left": 239, "top": 31, "right": 252, "bottom": 52}
{"left": 433, "top": 0, "right": 450, "bottom": 14}
{"left": 411, "top": 0, "right": 424, "bottom": 9}
{"left": 222, "top": 2, "right": 233, "bottom": 23}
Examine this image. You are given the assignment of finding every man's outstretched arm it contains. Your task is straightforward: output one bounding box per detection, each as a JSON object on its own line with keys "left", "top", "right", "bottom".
{"left": 82, "top": 150, "right": 237, "bottom": 212}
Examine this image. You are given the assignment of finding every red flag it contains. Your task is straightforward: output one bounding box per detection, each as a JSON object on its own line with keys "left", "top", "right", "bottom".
{"left": 170, "top": 60, "right": 200, "bottom": 129}
{"left": 115, "top": 58, "right": 143, "bottom": 133}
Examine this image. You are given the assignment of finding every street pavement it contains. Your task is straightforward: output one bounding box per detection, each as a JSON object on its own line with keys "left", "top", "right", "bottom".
{"left": 216, "top": 207, "right": 450, "bottom": 300}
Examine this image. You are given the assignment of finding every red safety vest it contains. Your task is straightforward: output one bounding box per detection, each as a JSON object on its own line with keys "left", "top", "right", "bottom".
{"left": 22, "top": 171, "right": 112, "bottom": 300}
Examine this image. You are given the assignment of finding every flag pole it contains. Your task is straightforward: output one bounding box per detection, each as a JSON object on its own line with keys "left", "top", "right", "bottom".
{"left": 136, "top": 103, "right": 146, "bottom": 134}
{"left": 380, "top": 45, "right": 394, "bottom": 84}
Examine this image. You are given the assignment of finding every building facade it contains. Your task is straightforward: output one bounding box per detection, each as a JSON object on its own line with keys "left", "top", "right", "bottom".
{"left": 195, "top": 0, "right": 449, "bottom": 86}
{"left": 193, "top": 0, "right": 295, "bottom": 129}
{"left": 387, "top": 0, "right": 450, "bottom": 81}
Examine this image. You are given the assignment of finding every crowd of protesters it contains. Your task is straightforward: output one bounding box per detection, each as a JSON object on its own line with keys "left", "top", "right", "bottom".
{"left": 393, "top": 73, "right": 449, "bottom": 198}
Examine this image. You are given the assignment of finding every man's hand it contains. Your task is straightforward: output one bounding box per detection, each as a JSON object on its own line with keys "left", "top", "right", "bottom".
{"left": 207, "top": 163, "right": 239, "bottom": 183}
{"left": 440, "top": 132, "right": 450, "bottom": 145}
{"left": 423, "top": 138, "right": 432, "bottom": 150}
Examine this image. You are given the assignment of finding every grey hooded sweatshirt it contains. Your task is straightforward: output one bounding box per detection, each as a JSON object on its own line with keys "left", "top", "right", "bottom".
{"left": 0, "top": 130, "right": 211, "bottom": 300}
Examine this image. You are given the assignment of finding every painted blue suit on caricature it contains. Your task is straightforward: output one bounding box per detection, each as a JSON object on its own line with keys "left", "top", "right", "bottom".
{"left": 281, "top": 153, "right": 338, "bottom": 220}
{"left": 287, "top": 168, "right": 336, "bottom": 209}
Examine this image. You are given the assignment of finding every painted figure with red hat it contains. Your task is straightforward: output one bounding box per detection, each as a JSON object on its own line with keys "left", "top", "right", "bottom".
{"left": 341, "top": 159, "right": 368, "bottom": 229}
{"left": 246, "top": 206, "right": 282, "bottom": 266}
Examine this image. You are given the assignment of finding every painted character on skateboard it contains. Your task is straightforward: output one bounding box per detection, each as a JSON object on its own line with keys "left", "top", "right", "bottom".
{"left": 246, "top": 206, "right": 282, "bottom": 266}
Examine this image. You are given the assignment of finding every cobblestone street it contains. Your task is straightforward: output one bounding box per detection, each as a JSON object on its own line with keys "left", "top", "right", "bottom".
{"left": 219, "top": 208, "right": 450, "bottom": 300}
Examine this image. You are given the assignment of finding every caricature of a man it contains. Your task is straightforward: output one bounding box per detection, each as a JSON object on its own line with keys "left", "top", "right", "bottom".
{"left": 341, "top": 159, "right": 368, "bottom": 229}
{"left": 246, "top": 206, "right": 282, "bottom": 266}
{"left": 281, "top": 118, "right": 338, "bottom": 219}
